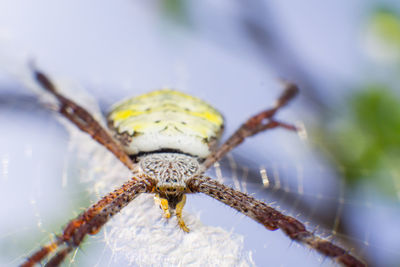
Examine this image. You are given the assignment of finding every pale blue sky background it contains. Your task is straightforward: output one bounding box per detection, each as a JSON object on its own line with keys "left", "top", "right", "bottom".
{"left": 0, "top": 1, "right": 399, "bottom": 266}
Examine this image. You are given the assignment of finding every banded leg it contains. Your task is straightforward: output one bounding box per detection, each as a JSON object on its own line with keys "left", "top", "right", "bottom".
{"left": 203, "top": 82, "right": 299, "bottom": 169}
{"left": 21, "top": 178, "right": 155, "bottom": 267}
{"left": 188, "top": 176, "right": 365, "bottom": 267}
{"left": 33, "top": 69, "right": 136, "bottom": 171}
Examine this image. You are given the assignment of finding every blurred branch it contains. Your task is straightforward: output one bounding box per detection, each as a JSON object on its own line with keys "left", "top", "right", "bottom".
{"left": 238, "top": 1, "right": 326, "bottom": 112}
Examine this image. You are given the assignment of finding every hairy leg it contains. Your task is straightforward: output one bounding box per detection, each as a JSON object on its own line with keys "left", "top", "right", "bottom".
{"left": 33, "top": 69, "right": 136, "bottom": 171}
{"left": 203, "top": 82, "right": 298, "bottom": 169}
{"left": 21, "top": 178, "right": 155, "bottom": 267}
{"left": 188, "top": 176, "right": 365, "bottom": 267}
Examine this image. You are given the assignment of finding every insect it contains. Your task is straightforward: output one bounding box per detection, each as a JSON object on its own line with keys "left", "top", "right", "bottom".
{"left": 20, "top": 68, "right": 365, "bottom": 267}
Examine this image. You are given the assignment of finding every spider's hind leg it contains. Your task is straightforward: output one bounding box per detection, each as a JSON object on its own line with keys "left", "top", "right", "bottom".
{"left": 203, "top": 81, "right": 299, "bottom": 169}
{"left": 32, "top": 68, "right": 135, "bottom": 171}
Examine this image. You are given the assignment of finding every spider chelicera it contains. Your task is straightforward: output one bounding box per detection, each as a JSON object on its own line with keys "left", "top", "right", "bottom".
{"left": 20, "top": 68, "right": 365, "bottom": 267}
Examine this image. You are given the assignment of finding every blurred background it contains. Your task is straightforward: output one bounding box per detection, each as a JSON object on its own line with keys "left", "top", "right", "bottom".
{"left": 1, "top": 0, "right": 400, "bottom": 266}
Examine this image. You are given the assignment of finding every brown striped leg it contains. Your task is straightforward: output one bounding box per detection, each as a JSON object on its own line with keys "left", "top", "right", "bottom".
{"left": 32, "top": 69, "right": 136, "bottom": 171}
{"left": 188, "top": 176, "right": 365, "bottom": 267}
{"left": 202, "top": 82, "right": 299, "bottom": 169}
{"left": 21, "top": 178, "right": 155, "bottom": 267}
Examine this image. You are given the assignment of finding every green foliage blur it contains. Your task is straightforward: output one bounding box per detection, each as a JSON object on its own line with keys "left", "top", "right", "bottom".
{"left": 161, "top": 0, "right": 188, "bottom": 25}
{"left": 367, "top": 8, "right": 400, "bottom": 63}
{"left": 327, "top": 86, "right": 400, "bottom": 194}
{"left": 323, "top": 8, "right": 400, "bottom": 198}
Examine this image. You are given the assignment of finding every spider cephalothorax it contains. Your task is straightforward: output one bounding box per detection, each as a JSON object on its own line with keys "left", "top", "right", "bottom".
{"left": 139, "top": 153, "right": 200, "bottom": 194}
{"left": 20, "top": 69, "right": 366, "bottom": 267}
{"left": 139, "top": 153, "right": 200, "bottom": 191}
{"left": 138, "top": 152, "right": 201, "bottom": 231}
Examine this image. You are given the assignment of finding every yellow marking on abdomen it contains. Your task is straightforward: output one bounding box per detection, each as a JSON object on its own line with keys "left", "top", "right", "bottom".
{"left": 107, "top": 89, "right": 224, "bottom": 158}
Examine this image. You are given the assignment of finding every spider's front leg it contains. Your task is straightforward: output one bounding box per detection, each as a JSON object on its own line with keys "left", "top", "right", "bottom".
{"left": 203, "top": 82, "right": 299, "bottom": 169}
{"left": 21, "top": 177, "right": 155, "bottom": 267}
{"left": 32, "top": 69, "right": 136, "bottom": 171}
{"left": 188, "top": 176, "right": 366, "bottom": 267}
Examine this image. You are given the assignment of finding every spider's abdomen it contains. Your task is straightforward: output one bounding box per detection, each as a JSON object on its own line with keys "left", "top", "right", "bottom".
{"left": 107, "top": 89, "right": 224, "bottom": 158}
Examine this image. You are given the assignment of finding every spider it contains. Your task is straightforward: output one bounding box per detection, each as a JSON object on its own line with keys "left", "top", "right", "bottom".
{"left": 20, "top": 68, "right": 365, "bottom": 267}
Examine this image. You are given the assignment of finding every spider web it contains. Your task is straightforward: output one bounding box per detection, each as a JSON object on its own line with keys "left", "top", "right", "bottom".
{"left": 1, "top": 72, "right": 399, "bottom": 267}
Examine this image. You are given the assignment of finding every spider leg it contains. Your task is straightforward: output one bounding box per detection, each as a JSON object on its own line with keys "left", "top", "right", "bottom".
{"left": 154, "top": 193, "right": 171, "bottom": 219}
{"left": 21, "top": 177, "right": 155, "bottom": 267}
{"left": 188, "top": 176, "right": 366, "bottom": 267}
{"left": 175, "top": 195, "right": 189, "bottom": 232}
{"left": 203, "top": 82, "right": 298, "bottom": 169}
{"left": 32, "top": 69, "right": 136, "bottom": 171}
{"left": 44, "top": 247, "right": 72, "bottom": 267}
